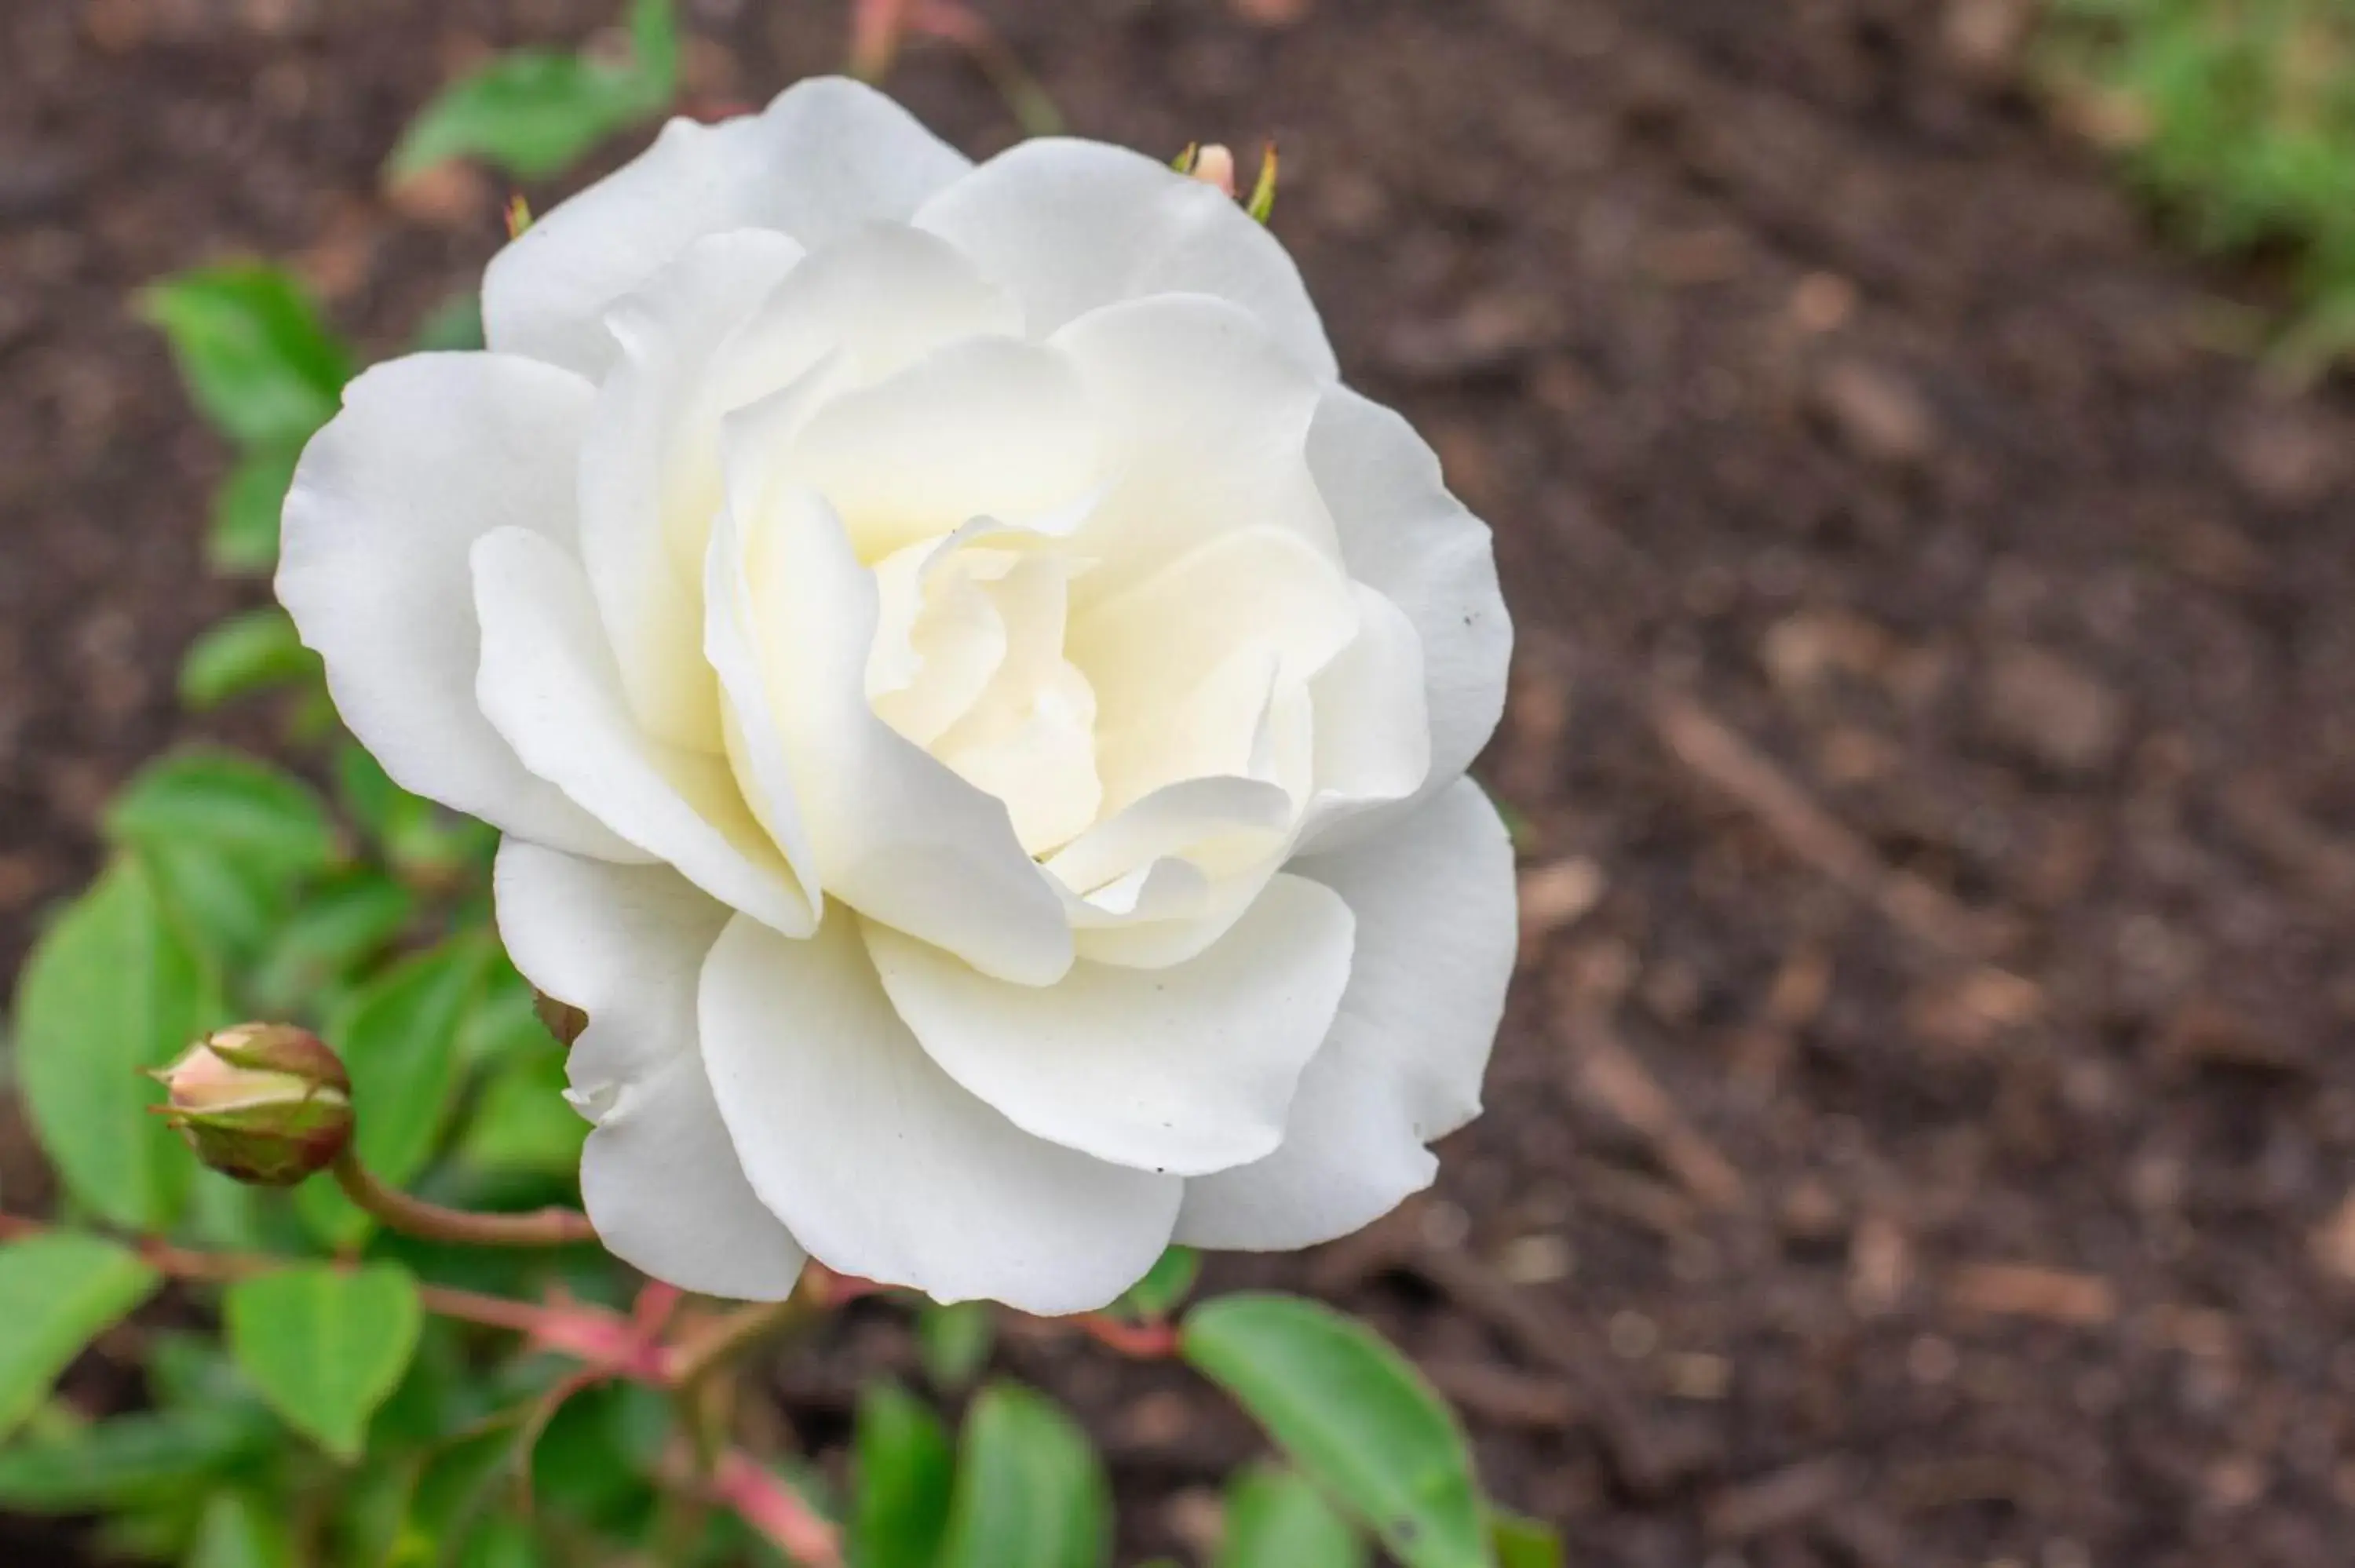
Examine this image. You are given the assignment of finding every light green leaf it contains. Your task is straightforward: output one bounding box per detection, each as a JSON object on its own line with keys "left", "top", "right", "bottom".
{"left": 0, "top": 1235, "right": 162, "bottom": 1442}
{"left": 850, "top": 1383, "right": 955, "bottom": 1568}
{"left": 180, "top": 607, "right": 321, "bottom": 709}
{"left": 1488, "top": 1511, "right": 1563, "bottom": 1568}
{"left": 224, "top": 1264, "right": 423, "bottom": 1460}
{"left": 0, "top": 1405, "right": 278, "bottom": 1513}
{"left": 937, "top": 1384, "right": 1110, "bottom": 1568}
{"left": 188, "top": 1488, "right": 298, "bottom": 1568}
{"left": 13, "top": 859, "right": 210, "bottom": 1230}
{"left": 108, "top": 751, "right": 338, "bottom": 887}
{"left": 917, "top": 1299, "right": 995, "bottom": 1391}
{"left": 388, "top": 0, "right": 678, "bottom": 180}
{"left": 1182, "top": 1293, "right": 1490, "bottom": 1568}
{"left": 140, "top": 266, "right": 349, "bottom": 448}
{"left": 207, "top": 444, "right": 301, "bottom": 574}
{"left": 1112, "top": 1245, "right": 1200, "bottom": 1319}
{"left": 338, "top": 935, "right": 494, "bottom": 1188}
{"left": 1217, "top": 1466, "right": 1367, "bottom": 1568}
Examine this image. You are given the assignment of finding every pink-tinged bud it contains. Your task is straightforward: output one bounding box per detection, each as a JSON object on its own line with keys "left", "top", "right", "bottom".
{"left": 152, "top": 1023, "right": 353, "bottom": 1187}
{"left": 1187, "top": 143, "right": 1240, "bottom": 198}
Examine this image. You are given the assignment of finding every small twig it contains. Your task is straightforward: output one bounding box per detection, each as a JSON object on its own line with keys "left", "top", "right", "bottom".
{"left": 1648, "top": 688, "right": 1998, "bottom": 960}
{"left": 1559, "top": 1003, "right": 1750, "bottom": 1213}
{"left": 332, "top": 1152, "right": 597, "bottom": 1250}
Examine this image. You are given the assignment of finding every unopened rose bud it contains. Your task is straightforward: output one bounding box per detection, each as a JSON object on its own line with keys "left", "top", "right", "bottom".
{"left": 153, "top": 1023, "right": 353, "bottom": 1187}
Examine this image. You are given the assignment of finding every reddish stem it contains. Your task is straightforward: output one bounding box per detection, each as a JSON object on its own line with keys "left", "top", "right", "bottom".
{"left": 712, "top": 1449, "right": 845, "bottom": 1566}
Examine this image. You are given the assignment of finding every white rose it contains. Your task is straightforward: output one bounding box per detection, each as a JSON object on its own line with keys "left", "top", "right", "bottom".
{"left": 278, "top": 80, "right": 1513, "bottom": 1313}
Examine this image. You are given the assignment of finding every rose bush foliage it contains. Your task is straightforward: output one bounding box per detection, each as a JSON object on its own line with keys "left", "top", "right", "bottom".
{"left": 277, "top": 79, "right": 1513, "bottom": 1313}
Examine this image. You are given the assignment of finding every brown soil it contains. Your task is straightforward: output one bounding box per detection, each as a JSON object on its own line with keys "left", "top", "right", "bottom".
{"left": 9, "top": 1, "right": 2355, "bottom": 1564}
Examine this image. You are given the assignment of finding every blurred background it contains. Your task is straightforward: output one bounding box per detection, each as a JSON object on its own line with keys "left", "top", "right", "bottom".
{"left": 6, "top": 1, "right": 2355, "bottom": 1564}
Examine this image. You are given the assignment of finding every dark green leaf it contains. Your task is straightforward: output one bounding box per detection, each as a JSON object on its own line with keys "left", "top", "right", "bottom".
{"left": 458, "top": 1052, "right": 587, "bottom": 1176}
{"left": 247, "top": 870, "right": 418, "bottom": 1018}
{"left": 1216, "top": 1466, "right": 1367, "bottom": 1568}
{"left": 188, "top": 1488, "right": 298, "bottom": 1568}
{"left": 13, "top": 859, "right": 210, "bottom": 1230}
{"left": 141, "top": 266, "right": 349, "bottom": 447}
{"left": 225, "top": 1263, "right": 423, "bottom": 1460}
{"left": 0, "top": 1405, "right": 278, "bottom": 1512}
{"left": 180, "top": 607, "right": 321, "bottom": 709}
{"left": 0, "top": 1235, "right": 162, "bottom": 1442}
{"left": 339, "top": 935, "right": 493, "bottom": 1188}
{"left": 849, "top": 1383, "right": 955, "bottom": 1568}
{"left": 1488, "top": 1511, "right": 1563, "bottom": 1568}
{"left": 937, "top": 1384, "right": 1110, "bottom": 1568}
{"left": 207, "top": 445, "right": 301, "bottom": 574}
{"left": 1182, "top": 1294, "right": 1489, "bottom": 1568}
{"left": 1113, "top": 1246, "right": 1200, "bottom": 1320}
{"left": 916, "top": 1300, "right": 995, "bottom": 1391}
{"left": 388, "top": 0, "right": 679, "bottom": 180}
{"left": 337, "top": 742, "right": 499, "bottom": 883}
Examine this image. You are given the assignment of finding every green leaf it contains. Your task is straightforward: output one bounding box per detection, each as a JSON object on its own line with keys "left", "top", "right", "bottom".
{"left": 937, "top": 1384, "right": 1110, "bottom": 1568}
{"left": 13, "top": 859, "right": 210, "bottom": 1230}
{"left": 188, "top": 1488, "right": 298, "bottom": 1568}
{"left": 0, "top": 1235, "right": 162, "bottom": 1442}
{"left": 916, "top": 1299, "right": 995, "bottom": 1391}
{"left": 108, "top": 751, "right": 338, "bottom": 888}
{"left": 1216, "top": 1466, "right": 1367, "bottom": 1568}
{"left": 458, "top": 1052, "right": 587, "bottom": 1176}
{"left": 224, "top": 1264, "right": 423, "bottom": 1460}
{"left": 141, "top": 266, "right": 349, "bottom": 448}
{"left": 388, "top": 0, "right": 679, "bottom": 180}
{"left": 338, "top": 935, "right": 494, "bottom": 1188}
{"left": 180, "top": 607, "right": 321, "bottom": 709}
{"left": 1112, "top": 1245, "right": 1200, "bottom": 1319}
{"left": 849, "top": 1383, "right": 955, "bottom": 1568}
{"left": 0, "top": 1405, "right": 279, "bottom": 1513}
{"left": 246, "top": 870, "right": 418, "bottom": 1018}
{"left": 206, "top": 444, "right": 301, "bottom": 574}
{"left": 1488, "top": 1511, "right": 1563, "bottom": 1568}
{"left": 337, "top": 742, "right": 498, "bottom": 884}
{"left": 1181, "top": 1294, "right": 1489, "bottom": 1568}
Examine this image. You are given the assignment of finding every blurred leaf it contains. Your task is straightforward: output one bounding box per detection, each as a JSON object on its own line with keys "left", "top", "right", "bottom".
{"left": 180, "top": 607, "right": 321, "bottom": 709}
{"left": 849, "top": 1383, "right": 955, "bottom": 1568}
{"left": 388, "top": 0, "right": 679, "bottom": 181}
{"left": 458, "top": 1052, "right": 587, "bottom": 1176}
{"left": 338, "top": 935, "right": 494, "bottom": 1189}
{"left": 247, "top": 870, "right": 418, "bottom": 1019}
{"left": 14, "top": 859, "right": 210, "bottom": 1231}
{"left": 1216, "top": 1466, "right": 1367, "bottom": 1568}
{"left": 141, "top": 265, "right": 349, "bottom": 448}
{"left": 225, "top": 1263, "right": 423, "bottom": 1460}
{"left": 1182, "top": 1294, "right": 1488, "bottom": 1568}
{"left": 1488, "top": 1511, "right": 1563, "bottom": 1568}
{"left": 337, "top": 742, "right": 500, "bottom": 884}
{"left": 455, "top": 1515, "right": 540, "bottom": 1568}
{"left": 0, "top": 1405, "right": 279, "bottom": 1513}
{"left": 0, "top": 1235, "right": 162, "bottom": 1442}
{"left": 937, "top": 1384, "right": 1110, "bottom": 1568}
{"left": 1112, "top": 1245, "right": 1199, "bottom": 1320}
{"left": 916, "top": 1300, "right": 995, "bottom": 1391}
{"left": 188, "top": 1488, "right": 297, "bottom": 1568}
{"left": 411, "top": 291, "right": 486, "bottom": 353}
{"left": 109, "top": 751, "right": 338, "bottom": 887}
{"left": 206, "top": 444, "right": 301, "bottom": 574}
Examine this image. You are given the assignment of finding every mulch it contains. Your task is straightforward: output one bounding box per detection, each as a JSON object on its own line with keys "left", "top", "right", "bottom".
{"left": 6, "top": 1, "right": 2355, "bottom": 1564}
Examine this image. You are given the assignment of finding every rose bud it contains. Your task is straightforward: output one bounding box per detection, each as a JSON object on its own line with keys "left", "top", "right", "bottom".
{"left": 152, "top": 1023, "right": 354, "bottom": 1187}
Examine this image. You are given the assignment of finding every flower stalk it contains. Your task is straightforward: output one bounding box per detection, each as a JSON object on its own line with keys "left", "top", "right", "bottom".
{"left": 329, "top": 1149, "right": 598, "bottom": 1250}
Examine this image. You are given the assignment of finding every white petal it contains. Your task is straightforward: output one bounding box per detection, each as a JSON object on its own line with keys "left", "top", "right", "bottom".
{"left": 472, "top": 527, "right": 816, "bottom": 936}
{"left": 719, "top": 474, "right": 1072, "bottom": 984}
{"left": 485, "top": 78, "right": 971, "bottom": 379}
{"left": 916, "top": 138, "right": 1335, "bottom": 381}
{"left": 580, "top": 230, "right": 805, "bottom": 752}
{"left": 783, "top": 335, "right": 1101, "bottom": 561}
{"left": 1177, "top": 779, "right": 1514, "bottom": 1249}
{"left": 1300, "top": 583, "right": 1433, "bottom": 835}
{"left": 866, "top": 875, "right": 1352, "bottom": 1177}
{"left": 494, "top": 841, "right": 805, "bottom": 1300}
{"left": 277, "top": 353, "right": 637, "bottom": 861}
{"left": 1299, "top": 388, "right": 1510, "bottom": 851}
{"left": 699, "top": 910, "right": 1182, "bottom": 1312}
{"left": 1053, "top": 294, "right": 1336, "bottom": 600}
